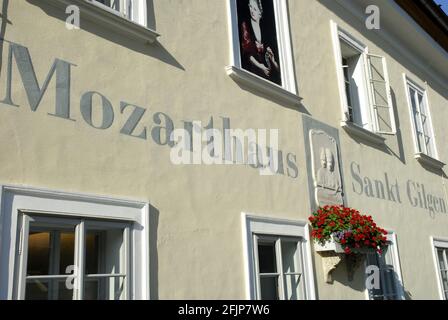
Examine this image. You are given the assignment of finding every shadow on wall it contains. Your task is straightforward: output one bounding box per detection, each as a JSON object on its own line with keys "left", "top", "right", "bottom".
{"left": 0, "top": 0, "right": 11, "bottom": 76}
{"left": 385, "top": 88, "right": 406, "bottom": 164}
{"left": 322, "top": 256, "right": 413, "bottom": 300}
{"left": 148, "top": 203, "right": 160, "bottom": 300}
{"left": 25, "top": 0, "right": 185, "bottom": 71}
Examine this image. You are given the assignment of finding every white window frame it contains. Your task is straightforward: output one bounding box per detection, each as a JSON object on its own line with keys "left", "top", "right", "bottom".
{"left": 0, "top": 185, "right": 150, "bottom": 300}
{"left": 242, "top": 213, "right": 316, "bottom": 300}
{"left": 431, "top": 237, "right": 448, "bottom": 300}
{"left": 47, "top": 0, "right": 159, "bottom": 44}
{"left": 15, "top": 213, "right": 132, "bottom": 300}
{"left": 330, "top": 21, "right": 396, "bottom": 140}
{"left": 403, "top": 75, "right": 439, "bottom": 161}
{"left": 226, "top": 0, "right": 301, "bottom": 107}
{"left": 363, "top": 231, "right": 405, "bottom": 300}
{"left": 89, "top": 0, "right": 147, "bottom": 26}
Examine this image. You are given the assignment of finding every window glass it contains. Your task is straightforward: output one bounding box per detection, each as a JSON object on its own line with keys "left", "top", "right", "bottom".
{"left": 366, "top": 243, "right": 400, "bottom": 300}
{"left": 258, "top": 242, "right": 277, "bottom": 273}
{"left": 27, "top": 231, "right": 51, "bottom": 276}
{"left": 84, "top": 227, "right": 126, "bottom": 300}
{"left": 260, "top": 277, "right": 279, "bottom": 300}
{"left": 407, "top": 83, "right": 436, "bottom": 158}
{"left": 255, "top": 236, "right": 305, "bottom": 300}
{"left": 437, "top": 249, "right": 448, "bottom": 296}
{"left": 21, "top": 216, "right": 129, "bottom": 300}
{"left": 25, "top": 225, "right": 76, "bottom": 300}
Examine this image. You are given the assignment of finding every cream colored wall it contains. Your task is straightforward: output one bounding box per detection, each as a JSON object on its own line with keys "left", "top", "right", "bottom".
{"left": 0, "top": 0, "right": 447, "bottom": 299}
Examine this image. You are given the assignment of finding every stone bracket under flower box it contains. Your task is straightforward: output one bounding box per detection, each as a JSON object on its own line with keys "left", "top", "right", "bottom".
{"left": 314, "top": 236, "right": 370, "bottom": 284}
{"left": 315, "top": 236, "right": 345, "bottom": 284}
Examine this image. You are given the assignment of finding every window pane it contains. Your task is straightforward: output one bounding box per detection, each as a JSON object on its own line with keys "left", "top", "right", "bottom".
{"left": 84, "top": 276, "right": 125, "bottom": 300}
{"left": 438, "top": 249, "right": 446, "bottom": 270}
{"left": 281, "top": 240, "right": 298, "bottom": 273}
{"left": 85, "top": 232, "right": 101, "bottom": 275}
{"left": 258, "top": 243, "right": 277, "bottom": 274}
{"left": 27, "top": 232, "right": 51, "bottom": 276}
{"left": 59, "top": 232, "right": 75, "bottom": 274}
{"left": 417, "top": 92, "right": 427, "bottom": 115}
{"left": 25, "top": 279, "right": 73, "bottom": 300}
{"left": 260, "top": 276, "right": 279, "bottom": 300}
{"left": 440, "top": 271, "right": 448, "bottom": 292}
{"left": 95, "top": 0, "right": 120, "bottom": 10}
{"left": 86, "top": 228, "right": 124, "bottom": 275}
{"left": 284, "top": 274, "right": 301, "bottom": 300}
{"left": 27, "top": 229, "right": 75, "bottom": 276}
{"left": 409, "top": 88, "right": 424, "bottom": 153}
{"left": 438, "top": 250, "right": 448, "bottom": 292}
{"left": 381, "top": 267, "right": 397, "bottom": 298}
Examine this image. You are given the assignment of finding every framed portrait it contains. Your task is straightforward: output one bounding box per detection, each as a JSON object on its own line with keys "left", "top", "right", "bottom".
{"left": 237, "top": 0, "right": 282, "bottom": 85}
{"left": 227, "top": 0, "right": 298, "bottom": 100}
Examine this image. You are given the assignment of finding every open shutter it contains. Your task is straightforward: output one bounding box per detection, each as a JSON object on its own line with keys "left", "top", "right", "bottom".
{"left": 367, "top": 54, "right": 396, "bottom": 134}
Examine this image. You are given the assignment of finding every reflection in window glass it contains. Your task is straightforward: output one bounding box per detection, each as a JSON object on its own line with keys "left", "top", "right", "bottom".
{"left": 255, "top": 236, "right": 304, "bottom": 300}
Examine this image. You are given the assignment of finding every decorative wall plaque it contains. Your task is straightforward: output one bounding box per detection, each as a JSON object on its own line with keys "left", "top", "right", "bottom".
{"left": 302, "top": 115, "right": 346, "bottom": 211}
{"left": 310, "top": 130, "right": 344, "bottom": 207}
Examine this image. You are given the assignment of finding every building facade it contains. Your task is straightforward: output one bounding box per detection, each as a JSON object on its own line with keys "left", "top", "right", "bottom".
{"left": 0, "top": 0, "right": 447, "bottom": 300}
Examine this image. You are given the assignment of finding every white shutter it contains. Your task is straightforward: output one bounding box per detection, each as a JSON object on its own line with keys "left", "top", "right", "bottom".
{"left": 367, "top": 54, "right": 396, "bottom": 134}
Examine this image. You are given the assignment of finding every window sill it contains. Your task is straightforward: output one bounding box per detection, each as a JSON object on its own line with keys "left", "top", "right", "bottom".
{"left": 415, "top": 152, "right": 445, "bottom": 170}
{"left": 340, "top": 121, "right": 386, "bottom": 146}
{"left": 225, "top": 66, "right": 302, "bottom": 108}
{"left": 48, "top": 0, "right": 160, "bottom": 44}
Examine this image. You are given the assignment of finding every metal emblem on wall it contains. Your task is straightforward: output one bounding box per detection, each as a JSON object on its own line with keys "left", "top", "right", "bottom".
{"left": 303, "top": 116, "right": 346, "bottom": 211}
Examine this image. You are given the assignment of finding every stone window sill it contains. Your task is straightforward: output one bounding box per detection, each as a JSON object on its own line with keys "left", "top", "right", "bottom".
{"left": 340, "top": 121, "right": 386, "bottom": 146}
{"left": 225, "top": 66, "right": 302, "bottom": 108}
{"left": 415, "top": 152, "right": 445, "bottom": 170}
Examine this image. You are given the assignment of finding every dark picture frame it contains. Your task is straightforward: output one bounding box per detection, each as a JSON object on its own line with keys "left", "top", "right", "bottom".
{"left": 236, "top": 0, "right": 282, "bottom": 86}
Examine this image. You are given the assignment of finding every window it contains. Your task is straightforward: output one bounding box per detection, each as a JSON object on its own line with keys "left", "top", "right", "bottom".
{"left": 365, "top": 232, "right": 404, "bottom": 300}
{"left": 242, "top": 214, "right": 315, "bottom": 300}
{"left": 331, "top": 21, "right": 396, "bottom": 135}
{"left": 432, "top": 239, "right": 448, "bottom": 300}
{"left": 0, "top": 186, "right": 150, "bottom": 300}
{"left": 16, "top": 214, "right": 131, "bottom": 300}
{"left": 226, "top": 0, "right": 300, "bottom": 107}
{"left": 255, "top": 236, "right": 304, "bottom": 299}
{"left": 404, "top": 77, "right": 438, "bottom": 159}
{"left": 91, "top": 0, "right": 148, "bottom": 26}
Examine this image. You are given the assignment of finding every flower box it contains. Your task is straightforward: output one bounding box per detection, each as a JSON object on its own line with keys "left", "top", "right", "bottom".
{"left": 314, "top": 234, "right": 376, "bottom": 255}
{"left": 309, "top": 205, "right": 388, "bottom": 255}
{"left": 314, "top": 235, "right": 345, "bottom": 254}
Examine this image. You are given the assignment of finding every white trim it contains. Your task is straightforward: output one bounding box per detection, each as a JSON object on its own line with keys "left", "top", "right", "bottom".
{"left": 403, "top": 73, "right": 441, "bottom": 164}
{"left": 340, "top": 120, "right": 386, "bottom": 145}
{"left": 330, "top": 20, "right": 348, "bottom": 123}
{"left": 366, "top": 54, "right": 397, "bottom": 134}
{"left": 331, "top": 20, "right": 396, "bottom": 138}
{"left": 387, "top": 232, "right": 405, "bottom": 300}
{"left": 241, "top": 213, "right": 316, "bottom": 300}
{"left": 431, "top": 237, "right": 448, "bottom": 300}
{"left": 226, "top": 66, "right": 302, "bottom": 107}
{"left": 226, "top": 0, "right": 300, "bottom": 106}
{"left": 47, "top": 0, "right": 159, "bottom": 44}
{"left": 0, "top": 185, "right": 150, "bottom": 300}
